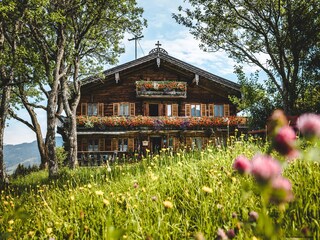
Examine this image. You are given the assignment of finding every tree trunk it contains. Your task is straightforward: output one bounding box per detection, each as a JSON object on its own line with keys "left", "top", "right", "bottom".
{"left": 68, "top": 117, "right": 78, "bottom": 168}
{"left": 0, "top": 86, "right": 11, "bottom": 182}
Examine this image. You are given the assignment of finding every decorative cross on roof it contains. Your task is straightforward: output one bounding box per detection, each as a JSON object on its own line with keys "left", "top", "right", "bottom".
{"left": 149, "top": 41, "right": 168, "bottom": 55}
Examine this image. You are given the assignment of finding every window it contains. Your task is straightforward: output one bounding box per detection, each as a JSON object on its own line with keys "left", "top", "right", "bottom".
{"left": 191, "top": 104, "right": 201, "bottom": 117}
{"left": 88, "top": 103, "right": 98, "bottom": 116}
{"left": 214, "top": 105, "right": 224, "bottom": 117}
{"left": 118, "top": 138, "right": 128, "bottom": 152}
{"left": 192, "top": 137, "right": 202, "bottom": 150}
{"left": 119, "top": 103, "right": 130, "bottom": 116}
{"left": 166, "top": 104, "right": 172, "bottom": 117}
{"left": 88, "top": 139, "right": 99, "bottom": 151}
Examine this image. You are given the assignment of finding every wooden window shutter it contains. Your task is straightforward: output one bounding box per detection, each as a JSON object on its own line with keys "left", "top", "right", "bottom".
{"left": 99, "top": 138, "right": 105, "bottom": 151}
{"left": 82, "top": 138, "right": 88, "bottom": 151}
{"left": 174, "top": 137, "right": 180, "bottom": 151}
{"left": 130, "top": 103, "right": 135, "bottom": 116}
{"left": 224, "top": 104, "right": 230, "bottom": 117}
{"left": 201, "top": 104, "right": 207, "bottom": 116}
{"left": 113, "top": 103, "right": 119, "bottom": 116}
{"left": 98, "top": 103, "right": 104, "bottom": 117}
{"left": 111, "top": 138, "right": 118, "bottom": 151}
{"left": 172, "top": 104, "right": 178, "bottom": 116}
{"left": 186, "top": 137, "right": 192, "bottom": 148}
{"left": 185, "top": 104, "right": 191, "bottom": 117}
{"left": 81, "top": 103, "right": 88, "bottom": 116}
{"left": 128, "top": 138, "right": 134, "bottom": 151}
{"left": 144, "top": 103, "right": 149, "bottom": 116}
{"left": 158, "top": 103, "right": 164, "bottom": 116}
{"left": 208, "top": 104, "right": 214, "bottom": 117}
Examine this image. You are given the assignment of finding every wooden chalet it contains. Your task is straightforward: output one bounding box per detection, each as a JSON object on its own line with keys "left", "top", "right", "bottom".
{"left": 75, "top": 43, "right": 247, "bottom": 163}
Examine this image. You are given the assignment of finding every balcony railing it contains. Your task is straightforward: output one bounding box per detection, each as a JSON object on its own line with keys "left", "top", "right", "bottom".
{"left": 76, "top": 115, "right": 247, "bottom": 131}
{"left": 136, "top": 80, "right": 187, "bottom": 98}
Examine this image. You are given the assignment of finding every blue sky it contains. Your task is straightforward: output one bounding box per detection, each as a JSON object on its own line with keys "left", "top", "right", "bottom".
{"left": 4, "top": 0, "right": 260, "bottom": 145}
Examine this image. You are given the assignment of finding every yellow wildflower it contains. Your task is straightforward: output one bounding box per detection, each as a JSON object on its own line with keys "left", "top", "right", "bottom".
{"left": 95, "top": 190, "right": 104, "bottom": 196}
{"left": 46, "top": 228, "right": 53, "bottom": 234}
{"left": 8, "top": 219, "right": 14, "bottom": 225}
{"left": 70, "top": 195, "right": 75, "bottom": 201}
{"left": 87, "top": 184, "right": 92, "bottom": 189}
{"left": 163, "top": 200, "right": 173, "bottom": 209}
{"left": 202, "top": 186, "right": 213, "bottom": 193}
{"left": 103, "top": 199, "right": 110, "bottom": 205}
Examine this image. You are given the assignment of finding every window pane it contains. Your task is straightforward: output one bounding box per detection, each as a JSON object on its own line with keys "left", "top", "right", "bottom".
{"left": 120, "top": 103, "right": 129, "bottom": 116}
{"left": 166, "top": 104, "right": 172, "bottom": 116}
{"left": 214, "top": 105, "right": 224, "bottom": 117}
{"left": 88, "top": 103, "right": 98, "bottom": 116}
{"left": 191, "top": 104, "right": 201, "bottom": 117}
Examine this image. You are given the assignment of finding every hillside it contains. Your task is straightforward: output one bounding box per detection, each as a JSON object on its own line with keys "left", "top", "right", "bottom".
{"left": 4, "top": 136, "right": 63, "bottom": 174}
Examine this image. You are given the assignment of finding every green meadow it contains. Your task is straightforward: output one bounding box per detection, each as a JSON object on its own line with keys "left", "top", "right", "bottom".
{"left": 1, "top": 137, "right": 319, "bottom": 239}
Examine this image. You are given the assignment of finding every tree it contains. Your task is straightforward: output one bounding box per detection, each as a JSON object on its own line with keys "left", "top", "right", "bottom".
{"left": 0, "top": 1, "right": 27, "bottom": 183}
{"left": 174, "top": 0, "right": 320, "bottom": 115}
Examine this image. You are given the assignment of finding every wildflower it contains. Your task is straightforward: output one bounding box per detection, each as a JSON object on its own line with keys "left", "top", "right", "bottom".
{"left": 28, "top": 231, "right": 35, "bottom": 237}
{"left": 268, "top": 109, "right": 288, "bottom": 136}
{"left": 251, "top": 154, "right": 281, "bottom": 183}
{"left": 133, "top": 182, "right": 139, "bottom": 188}
{"left": 107, "top": 166, "right": 111, "bottom": 172}
{"left": 194, "top": 232, "right": 205, "bottom": 240}
{"left": 151, "top": 196, "right": 157, "bottom": 201}
{"left": 46, "top": 228, "right": 53, "bottom": 234}
{"left": 297, "top": 113, "right": 320, "bottom": 138}
{"left": 270, "top": 176, "right": 294, "bottom": 204}
{"left": 273, "top": 126, "right": 296, "bottom": 156}
{"left": 70, "top": 195, "right": 75, "bottom": 201}
{"left": 216, "top": 228, "right": 228, "bottom": 240}
{"left": 103, "top": 199, "right": 110, "bottom": 205}
{"left": 233, "top": 155, "right": 251, "bottom": 174}
{"left": 8, "top": 219, "right": 14, "bottom": 225}
{"left": 232, "top": 212, "right": 237, "bottom": 219}
{"left": 226, "top": 229, "right": 236, "bottom": 239}
{"left": 248, "top": 211, "right": 259, "bottom": 222}
{"left": 163, "top": 200, "right": 173, "bottom": 209}
{"left": 95, "top": 190, "right": 104, "bottom": 196}
{"left": 87, "top": 184, "right": 92, "bottom": 189}
{"left": 202, "top": 186, "right": 213, "bottom": 193}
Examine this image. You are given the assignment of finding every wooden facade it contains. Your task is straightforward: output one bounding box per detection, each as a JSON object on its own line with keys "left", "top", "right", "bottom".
{"left": 74, "top": 46, "right": 247, "bottom": 164}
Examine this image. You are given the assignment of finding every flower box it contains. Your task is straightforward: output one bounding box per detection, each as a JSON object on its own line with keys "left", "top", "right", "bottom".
{"left": 136, "top": 80, "right": 187, "bottom": 98}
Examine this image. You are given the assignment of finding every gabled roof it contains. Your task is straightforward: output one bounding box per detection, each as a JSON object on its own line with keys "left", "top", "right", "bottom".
{"left": 83, "top": 47, "right": 240, "bottom": 93}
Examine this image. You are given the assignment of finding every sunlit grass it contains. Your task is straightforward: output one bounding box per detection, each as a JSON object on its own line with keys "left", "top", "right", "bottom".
{"left": 1, "top": 138, "right": 319, "bottom": 239}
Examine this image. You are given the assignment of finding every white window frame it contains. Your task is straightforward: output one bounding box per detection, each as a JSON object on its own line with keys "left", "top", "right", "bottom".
{"left": 88, "top": 139, "right": 99, "bottom": 151}
{"left": 118, "top": 138, "right": 128, "bottom": 152}
{"left": 88, "top": 103, "right": 98, "bottom": 116}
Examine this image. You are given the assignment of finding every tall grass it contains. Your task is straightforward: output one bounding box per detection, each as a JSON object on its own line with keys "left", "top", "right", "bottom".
{"left": 0, "top": 138, "right": 319, "bottom": 239}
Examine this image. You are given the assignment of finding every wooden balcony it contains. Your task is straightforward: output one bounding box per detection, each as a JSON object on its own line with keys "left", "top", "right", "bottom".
{"left": 136, "top": 80, "right": 187, "bottom": 98}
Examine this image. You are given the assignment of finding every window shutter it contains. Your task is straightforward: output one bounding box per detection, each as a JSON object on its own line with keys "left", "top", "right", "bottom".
{"left": 185, "top": 104, "right": 191, "bottom": 117}
{"left": 98, "top": 103, "right": 104, "bottom": 117}
{"left": 81, "top": 103, "right": 88, "bottom": 116}
{"left": 111, "top": 138, "right": 118, "bottom": 151}
{"left": 113, "top": 103, "right": 119, "bottom": 116}
{"left": 201, "top": 104, "right": 206, "bottom": 116}
{"left": 224, "top": 104, "right": 230, "bottom": 117}
{"left": 82, "top": 138, "right": 88, "bottom": 151}
{"left": 172, "top": 104, "right": 178, "bottom": 116}
{"left": 144, "top": 103, "right": 149, "bottom": 116}
{"left": 130, "top": 103, "right": 135, "bottom": 116}
{"left": 99, "top": 138, "right": 105, "bottom": 151}
{"left": 208, "top": 104, "right": 214, "bottom": 117}
{"left": 158, "top": 103, "right": 164, "bottom": 116}
{"left": 128, "top": 138, "right": 134, "bottom": 151}
{"left": 174, "top": 137, "right": 180, "bottom": 151}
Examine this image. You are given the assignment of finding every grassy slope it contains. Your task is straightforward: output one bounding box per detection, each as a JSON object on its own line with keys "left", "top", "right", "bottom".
{"left": 1, "top": 139, "right": 319, "bottom": 239}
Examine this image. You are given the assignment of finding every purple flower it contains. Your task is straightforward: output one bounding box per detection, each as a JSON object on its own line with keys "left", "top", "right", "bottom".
{"left": 233, "top": 155, "right": 251, "bottom": 174}
{"left": 270, "top": 176, "right": 294, "bottom": 204}
{"left": 251, "top": 154, "right": 282, "bottom": 183}
{"left": 273, "top": 126, "right": 296, "bottom": 156}
{"left": 248, "top": 211, "right": 259, "bottom": 222}
{"left": 226, "top": 229, "right": 236, "bottom": 239}
{"left": 297, "top": 113, "right": 320, "bottom": 138}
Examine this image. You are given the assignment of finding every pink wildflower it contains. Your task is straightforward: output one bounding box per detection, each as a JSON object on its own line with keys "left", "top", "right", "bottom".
{"left": 270, "top": 176, "right": 294, "bottom": 204}
{"left": 226, "top": 229, "right": 236, "bottom": 239}
{"left": 274, "top": 126, "right": 296, "bottom": 156}
{"left": 248, "top": 211, "right": 259, "bottom": 222}
{"left": 233, "top": 155, "right": 251, "bottom": 174}
{"left": 297, "top": 113, "right": 320, "bottom": 138}
{"left": 216, "top": 228, "right": 228, "bottom": 240}
{"left": 251, "top": 154, "right": 282, "bottom": 183}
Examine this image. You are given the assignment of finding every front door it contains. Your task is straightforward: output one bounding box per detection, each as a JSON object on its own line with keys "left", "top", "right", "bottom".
{"left": 150, "top": 137, "right": 162, "bottom": 153}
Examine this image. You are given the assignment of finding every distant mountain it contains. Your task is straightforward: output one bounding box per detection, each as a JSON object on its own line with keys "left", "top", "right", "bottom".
{"left": 4, "top": 136, "right": 63, "bottom": 174}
